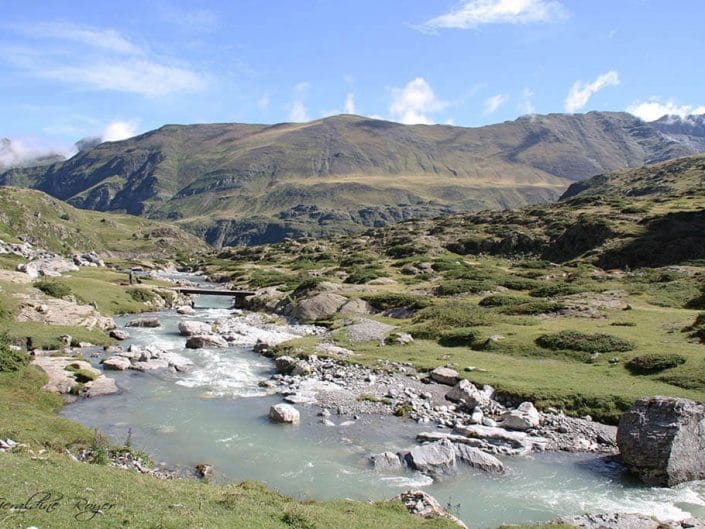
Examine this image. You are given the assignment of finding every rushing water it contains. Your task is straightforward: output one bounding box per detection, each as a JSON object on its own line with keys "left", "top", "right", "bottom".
{"left": 62, "top": 275, "right": 705, "bottom": 528}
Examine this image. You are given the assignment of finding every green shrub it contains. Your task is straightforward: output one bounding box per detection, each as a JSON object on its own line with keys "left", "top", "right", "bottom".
{"left": 344, "top": 267, "right": 385, "bottom": 284}
{"left": 529, "top": 282, "right": 587, "bottom": 298}
{"left": 127, "top": 288, "right": 157, "bottom": 303}
{"left": 413, "top": 301, "right": 498, "bottom": 329}
{"left": 248, "top": 270, "right": 300, "bottom": 289}
{"left": 498, "top": 300, "right": 565, "bottom": 315}
{"left": 362, "top": 293, "right": 431, "bottom": 311}
{"left": 437, "top": 279, "right": 494, "bottom": 296}
{"left": 0, "top": 334, "right": 29, "bottom": 372}
{"left": 33, "top": 279, "right": 72, "bottom": 299}
{"left": 386, "top": 244, "right": 427, "bottom": 259}
{"left": 536, "top": 330, "right": 634, "bottom": 353}
{"left": 684, "top": 312, "right": 705, "bottom": 342}
{"left": 479, "top": 294, "right": 528, "bottom": 307}
{"left": 292, "top": 277, "right": 324, "bottom": 298}
{"left": 499, "top": 277, "right": 541, "bottom": 291}
{"left": 625, "top": 354, "right": 687, "bottom": 374}
{"left": 437, "top": 328, "right": 481, "bottom": 347}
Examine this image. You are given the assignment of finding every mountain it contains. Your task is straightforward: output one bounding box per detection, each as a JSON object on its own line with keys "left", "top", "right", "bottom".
{"left": 0, "top": 186, "right": 209, "bottom": 257}
{"left": 3, "top": 111, "right": 705, "bottom": 247}
{"left": 560, "top": 153, "right": 705, "bottom": 200}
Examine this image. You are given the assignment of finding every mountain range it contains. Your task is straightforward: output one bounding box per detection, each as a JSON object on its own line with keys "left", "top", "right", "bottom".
{"left": 3, "top": 111, "right": 705, "bottom": 246}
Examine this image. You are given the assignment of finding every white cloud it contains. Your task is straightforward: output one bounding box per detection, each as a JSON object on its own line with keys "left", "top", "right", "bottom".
{"left": 518, "top": 87, "right": 536, "bottom": 114}
{"left": 564, "top": 70, "right": 620, "bottom": 113}
{"left": 257, "top": 93, "right": 270, "bottom": 111}
{"left": 390, "top": 77, "right": 447, "bottom": 124}
{"left": 0, "top": 137, "right": 72, "bottom": 169}
{"left": 5, "top": 22, "right": 207, "bottom": 97}
{"left": 39, "top": 60, "right": 206, "bottom": 97}
{"left": 484, "top": 93, "right": 507, "bottom": 114}
{"left": 289, "top": 102, "right": 308, "bottom": 122}
{"left": 25, "top": 22, "right": 142, "bottom": 55}
{"left": 420, "top": 0, "right": 568, "bottom": 31}
{"left": 626, "top": 99, "right": 705, "bottom": 122}
{"left": 288, "top": 82, "right": 310, "bottom": 121}
{"left": 102, "top": 120, "right": 139, "bottom": 142}
{"left": 344, "top": 92, "right": 356, "bottom": 114}
{"left": 158, "top": 4, "right": 220, "bottom": 32}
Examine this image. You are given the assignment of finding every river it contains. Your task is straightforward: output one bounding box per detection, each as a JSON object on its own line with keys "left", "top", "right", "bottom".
{"left": 61, "top": 275, "right": 705, "bottom": 528}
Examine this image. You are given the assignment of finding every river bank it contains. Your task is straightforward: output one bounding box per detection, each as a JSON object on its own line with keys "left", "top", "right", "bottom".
{"left": 55, "top": 275, "right": 705, "bottom": 529}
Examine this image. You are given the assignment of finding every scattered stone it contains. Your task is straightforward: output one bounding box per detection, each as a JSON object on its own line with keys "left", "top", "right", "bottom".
{"left": 315, "top": 343, "right": 354, "bottom": 357}
{"left": 178, "top": 320, "right": 213, "bottom": 336}
{"left": 269, "top": 403, "right": 301, "bottom": 424}
{"left": 345, "top": 318, "right": 395, "bottom": 343}
{"left": 369, "top": 451, "right": 403, "bottom": 471}
{"left": 430, "top": 367, "right": 460, "bottom": 386}
{"left": 403, "top": 439, "right": 457, "bottom": 477}
{"left": 617, "top": 396, "right": 705, "bottom": 486}
{"left": 109, "top": 329, "right": 130, "bottom": 341}
{"left": 102, "top": 356, "right": 131, "bottom": 371}
{"left": 445, "top": 379, "right": 489, "bottom": 409}
{"left": 559, "top": 513, "right": 705, "bottom": 529}
{"left": 126, "top": 317, "right": 161, "bottom": 328}
{"left": 397, "top": 490, "right": 468, "bottom": 529}
{"left": 185, "top": 334, "right": 228, "bottom": 349}
{"left": 500, "top": 402, "right": 541, "bottom": 431}
{"left": 453, "top": 444, "right": 505, "bottom": 473}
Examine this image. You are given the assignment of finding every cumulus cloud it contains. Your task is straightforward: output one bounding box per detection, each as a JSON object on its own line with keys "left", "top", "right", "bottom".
{"left": 102, "top": 120, "right": 139, "bottom": 142}
{"left": 564, "top": 70, "right": 620, "bottom": 113}
{"left": 518, "top": 87, "right": 536, "bottom": 114}
{"left": 390, "top": 77, "right": 447, "bottom": 124}
{"left": 0, "top": 137, "right": 71, "bottom": 169}
{"left": 484, "top": 94, "right": 507, "bottom": 114}
{"left": 4, "top": 22, "right": 207, "bottom": 97}
{"left": 288, "top": 82, "right": 310, "bottom": 122}
{"left": 344, "top": 93, "right": 356, "bottom": 114}
{"left": 420, "top": 0, "right": 568, "bottom": 31}
{"left": 627, "top": 99, "right": 705, "bottom": 122}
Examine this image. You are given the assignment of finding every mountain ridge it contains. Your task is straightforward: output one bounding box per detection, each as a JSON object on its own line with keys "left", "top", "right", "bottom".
{"left": 3, "top": 111, "right": 705, "bottom": 246}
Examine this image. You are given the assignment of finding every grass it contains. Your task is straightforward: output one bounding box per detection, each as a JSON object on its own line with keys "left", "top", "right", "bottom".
{"left": 0, "top": 365, "right": 456, "bottom": 529}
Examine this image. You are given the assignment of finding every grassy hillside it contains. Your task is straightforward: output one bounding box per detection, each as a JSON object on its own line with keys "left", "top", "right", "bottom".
{"left": 3, "top": 111, "right": 703, "bottom": 246}
{"left": 205, "top": 155, "right": 705, "bottom": 423}
{"left": 0, "top": 186, "right": 209, "bottom": 256}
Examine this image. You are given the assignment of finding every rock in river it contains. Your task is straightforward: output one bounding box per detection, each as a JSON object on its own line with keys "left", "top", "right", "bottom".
{"left": 617, "top": 396, "right": 705, "bottom": 486}
{"left": 178, "top": 320, "right": 213, "bottom": 336}
{"left": 102, "top": 356, "right": 131, "bottom": 371}
{"left": 185, "top": 334, "right": 228, "bottom": 349}
{"left": 269, "top": 403, "right": 301, "bottom": 424}
{"left": 369, "top": 451, "right": 403, "bottom": 471}
{"left": 403, "top": 439, "right": 456, "bottom": 477}
{"left": 109, "top": 329, "right": 130, "bottom": 341}
{"left": 126, "top": 317, "right": 161, "bottom": 328}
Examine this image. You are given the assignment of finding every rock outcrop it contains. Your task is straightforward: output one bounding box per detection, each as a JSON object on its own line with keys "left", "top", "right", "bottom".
{"left": 293, "top": 292, "right": 348, "bottom": 322}
{"left": 617, "top": 396, "right": 705, "bottom": 486}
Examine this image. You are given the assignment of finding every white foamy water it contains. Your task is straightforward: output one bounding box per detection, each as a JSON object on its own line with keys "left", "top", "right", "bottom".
{"left": 62, "top": 277, "right": 705, "bottom": 528}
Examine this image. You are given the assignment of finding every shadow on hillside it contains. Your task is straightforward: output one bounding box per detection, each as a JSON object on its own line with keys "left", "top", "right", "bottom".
{"left": 598, "top": 209, "right": 705, "bottom": 268}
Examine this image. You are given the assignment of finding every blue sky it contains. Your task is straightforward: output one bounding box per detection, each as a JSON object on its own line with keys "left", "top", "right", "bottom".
{"left": 1, "top": 0, "right": 704, "bottom": 157}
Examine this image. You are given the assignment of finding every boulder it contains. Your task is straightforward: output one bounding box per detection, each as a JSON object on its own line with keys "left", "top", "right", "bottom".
{"left": 102, "top": 356, "right": 132, "bottom": 370}
{"left": 269, "top": 403, "right": 301, "bottom": 424}
{"left": 445, "top": 379, "right": 489, "bottom": 409}
{"left": 176, "top": 305, "right": 195, "bottom": 315}
{"left": 369, "top": 451, "right": 403, "bottom": 471}
{"left": 185, "top": 334, "right": 228, "bottom": 349}
{"left": 126, "top": 317, "right": 161, "bottom": 328}
{"left": 19, "top": 257, "right": 79, "bottom": 279}
{"left": 453, "top": 444, "right": 505, "bottom": 473}
{"left": 397, "top": 490, "right": 468, "bottom": 529}
{"left": 275, "top": 355, "right": 298, "bottom": 374}
{"left": 430, "top": 367, "right": 460, "bottom": 386}
{"left": 293, "top": 292, "right": 348, "bottom": 322}
{"left": 178, "top": 320, "right": 212, "bottom": 336}
{"left": 339, "top": 298, "right": 374, "bottom": 315}
{"left": 109, "top": 329, "right": 130, "bottom": 341}
{"left": 500, "top": 402, "right": 541, "bottom": 431}
{"left": 403, "top": 439, "right": 456, "bottom": 476}
{"left": 617, "top": 396, "right": 705, "bottom": 486}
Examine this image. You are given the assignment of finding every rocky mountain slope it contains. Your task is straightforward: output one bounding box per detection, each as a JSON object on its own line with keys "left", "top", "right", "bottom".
{"left": 3, "top": 112, "right": 704, "bottom": 246}
{"left": 0, "top": 186, "right": 208, "bottom": 256}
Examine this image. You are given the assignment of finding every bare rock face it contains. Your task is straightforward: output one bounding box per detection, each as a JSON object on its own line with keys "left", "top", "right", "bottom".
{"left": 268, "top": 403, "right": 300, "bottom": 424}
{"left": 617, "top": 396, "right": 705, "bottom": 486}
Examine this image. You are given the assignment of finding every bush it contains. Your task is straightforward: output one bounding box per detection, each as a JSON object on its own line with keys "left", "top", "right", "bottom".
{"left": 437, "top": 328, "right": 481, "bottom": 347}
{"left": 529, "top": 283, "right": 586, "bottom": 298}
{"left": 362, "top": 293, "right": 431, "bottom": 311}
{"left": 413, "top": 301, "right": 498, "bottom": 329}
{"left": 344, "top": 267, "right": 385, "bottom": 284}
{"left": 625, "top": 353, "right": 687, "bottom": 374}
{"left": 292, "top": 277, "right": 324, "bottom": 298}
{"left": 499, "top": 277, "right": 541, "bottom": 291}
{"left": 437, "top": 279, "right": 494, "bottom": 296}
{"left": 498, "top": 300, "right": 565, "bottom": 315}
{"left": 33, "top": 279, "right": 72, "bottom": 299}
{"left": 0, "top": 334, "right": 29, "bottom": 372}
{"left": 127, "top": 288, "right": 157, "bottom": 303}
{"left": 386, "top": 244, "right": 427, "bottom": 259}
{"left": 536, "top": 330, "right": 634, "bottom": 353}
{"left": 479, "top": 294, "right": 529, "bottom": 307}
